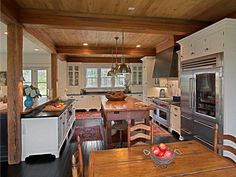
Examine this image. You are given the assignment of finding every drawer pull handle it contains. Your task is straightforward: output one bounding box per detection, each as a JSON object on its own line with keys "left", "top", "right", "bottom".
{"left": 182, "top": 128, "right": 191, "bottom": 135}
{"left": 114, "top": 111, "right": 120, "bottom": 114}
{"left": 174, "top": 114, "right": 178, "bottom": 117}
{"left": 193, "top": 120, "right": 214, "bottom": 129}
{"left": 182, "top": 115, "right": 192, "bottom": 120}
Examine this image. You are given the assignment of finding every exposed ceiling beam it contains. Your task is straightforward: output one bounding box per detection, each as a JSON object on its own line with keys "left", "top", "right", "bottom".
{"left": 1, "top": 0, "right": 20, "bottom": 24}
{"left": 57, "top": 46, "right": 156, "bottom": 56}
{"left": 24, "top": 28, "right": 56, "bottom": 54}
{"left": 156, "top": 36, "right": 184, "bottom": 53}
{"left": 66, "top": 57, "right": 142, "bottom": 63}
{"left": 20, "top": 9, "right": 210, "bottom": 35}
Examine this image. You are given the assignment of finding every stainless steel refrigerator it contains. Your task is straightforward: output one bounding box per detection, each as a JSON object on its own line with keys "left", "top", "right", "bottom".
{"left": 180, "top": 54, "right": 223, "bottom": 149}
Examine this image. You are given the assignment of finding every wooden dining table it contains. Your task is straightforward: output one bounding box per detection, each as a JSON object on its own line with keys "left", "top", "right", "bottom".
{"left": 88, "top": 140, "right": 236, "bottom": 177}
{"left": 101, "top": 96, "right": 155, "bottom": 148}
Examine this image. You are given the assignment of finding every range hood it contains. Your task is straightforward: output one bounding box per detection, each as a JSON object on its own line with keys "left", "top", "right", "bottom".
{"left": 152, "top": 46, "right": 179, "bottom": 78}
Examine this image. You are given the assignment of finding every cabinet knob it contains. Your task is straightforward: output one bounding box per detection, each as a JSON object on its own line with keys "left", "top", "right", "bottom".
{"left": 191, "top": 52, "right": 194, "bottom": 55}
{"left": 205, "top": 48, "right": 209, "bottom": 51}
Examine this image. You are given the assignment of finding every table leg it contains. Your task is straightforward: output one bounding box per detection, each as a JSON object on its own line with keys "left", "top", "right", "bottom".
{"left": 106, "top": 120, "right": 112, "bottom": 146}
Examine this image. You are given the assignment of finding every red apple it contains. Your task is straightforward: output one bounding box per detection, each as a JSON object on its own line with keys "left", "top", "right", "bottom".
{"left": 159, "top": 143, "right": 167, "bottom": 152}
{"left": 158, "top": 151, "right": 164, "bottom": 157}
{"left": 163, "top": 150, "right": 172, "bottom": 158}
{"left": 152, "top": 146, "right": 161, "bottom": 156}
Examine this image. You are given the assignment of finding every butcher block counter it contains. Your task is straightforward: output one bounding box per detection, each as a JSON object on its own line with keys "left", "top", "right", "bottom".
{"left": 101, "top": 96, "right": 155, "bottom": 148}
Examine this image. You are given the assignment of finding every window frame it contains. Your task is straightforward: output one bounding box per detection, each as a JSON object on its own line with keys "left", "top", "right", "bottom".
{"left": 23, "top": 67, "right": 49, "bottom": 97}
{"left": 85, "top": 67, "right": 126, "bottom": 89}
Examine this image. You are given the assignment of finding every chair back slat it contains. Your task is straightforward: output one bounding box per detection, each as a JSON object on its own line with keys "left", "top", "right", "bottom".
{"left": 130, "top": 133, "right": 151, "bottom": 141}
{"left": 72, "top": 136, "right": 84, "bottom": 177}
{"left": 128, "top": 121, "right": 153, "bottom": 147}
{"left": 218, "top": 134, "right": 236, "bottom": 144}
{"left": 130, "top": 124, "right": 151, "bottom": 131}
{"left": 214, "top": 124, "right": 236, "bottom": 163}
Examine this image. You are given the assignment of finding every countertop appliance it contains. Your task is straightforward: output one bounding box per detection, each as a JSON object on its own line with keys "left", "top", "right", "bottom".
{"left": 181, "top": 54, "right": 223, "bottom": 149}
{"left": 159, "top": 89, "right": 166, "bottom": 98}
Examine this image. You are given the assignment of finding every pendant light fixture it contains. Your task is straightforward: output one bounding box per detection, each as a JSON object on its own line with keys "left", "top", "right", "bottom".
{"left": 107, "top": 46, "right": 115, "bottom": 76}
{"left": 113, "top": 36, "right": 121, "bottom": 74}
{"left": 118, "top": 32, "right": 131, "bottom": 74}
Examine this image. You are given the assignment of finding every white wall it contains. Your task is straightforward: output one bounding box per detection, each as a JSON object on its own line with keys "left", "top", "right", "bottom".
{"left": 57, "top": 59, "right": 67, "bottom": 97}
{"left": 23, "top": 53, "right": 51, "bottom": 94}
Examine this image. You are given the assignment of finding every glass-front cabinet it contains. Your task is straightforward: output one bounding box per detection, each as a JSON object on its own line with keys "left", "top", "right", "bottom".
{"left": 131, "top": 64, "right": 142, "bottom": 85}
{"left": 68, "top": 64, "right": 79, "bottom": 86}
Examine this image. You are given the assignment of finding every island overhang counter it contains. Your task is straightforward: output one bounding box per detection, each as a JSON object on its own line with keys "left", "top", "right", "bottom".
{"left": 101, "top": 96, "right": 155, "bottom": 148}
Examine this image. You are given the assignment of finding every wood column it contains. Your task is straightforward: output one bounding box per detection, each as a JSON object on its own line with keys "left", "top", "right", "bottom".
{"left": 51, "top": 53, "right": 58, "bottom": 99}
{"left": 7, "top": 24, "right": 23, "bottom": 164}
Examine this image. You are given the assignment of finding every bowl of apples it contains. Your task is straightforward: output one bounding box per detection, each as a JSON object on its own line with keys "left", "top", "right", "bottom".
{"left": 143, "top": 143, "right": 181, "bottom": 166}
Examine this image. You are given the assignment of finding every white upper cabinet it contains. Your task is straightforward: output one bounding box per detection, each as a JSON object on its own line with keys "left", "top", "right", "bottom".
{"left": 178, "top": 20, "right": 227, "bottom": 61}
{"left": 67, "top": 64, "right": 80, "bottom": 86}
{"left": 131, "top": 63, "right": 142, "bottom": 85}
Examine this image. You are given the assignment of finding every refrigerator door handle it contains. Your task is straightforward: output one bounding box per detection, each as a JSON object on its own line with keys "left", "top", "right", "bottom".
{"left": 192, "top": 78, "right": 196, "bottom": 109}
{"left": 189, "top": 78, "right": 193, "bottom": 108}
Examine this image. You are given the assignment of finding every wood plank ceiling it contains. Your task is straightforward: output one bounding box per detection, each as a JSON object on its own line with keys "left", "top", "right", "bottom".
{"left": 15, "top": 0, "right": 236, "bottom": 62}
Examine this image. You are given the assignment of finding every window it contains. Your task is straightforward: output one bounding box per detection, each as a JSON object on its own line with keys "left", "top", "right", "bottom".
{"left": 115, "top": 73, "right": 125, "bottom": 87}
{"left": 37, "top": 70, "right": 48, "bottom": 96}
{"left": 23, "top": 68, "right": 48, "bottom": 97}
{"left": 101, "top": 68, "right": 112, "bottom": 87}
{"left": 85, "top": 67, "right": 125, "bottom": 88}
{"left": 86, "top": 68, "right": 98, "bottom": 88}
{"left": 23, "top": 69, "right": 32, "bottom": 86}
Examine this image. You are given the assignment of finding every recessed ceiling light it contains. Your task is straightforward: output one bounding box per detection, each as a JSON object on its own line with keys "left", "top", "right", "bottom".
{"left": 128, "top": 7, "right": 135, "bottom": 11}
{"left": 34, "top": 48, "right": 39, "bottom": 52}
{"left": 83, "top": 43, "right": 88, "bottom": 46}
{"left": 4, "top": 31, "right": 8, "bottom": 35}
{"left": 136, "top": 44, "right": 141, "bottom": 48}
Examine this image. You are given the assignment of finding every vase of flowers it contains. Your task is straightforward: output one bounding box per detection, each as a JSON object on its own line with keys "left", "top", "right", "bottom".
{"left": 23, "top": 85, "right": 42, "bottom": 108}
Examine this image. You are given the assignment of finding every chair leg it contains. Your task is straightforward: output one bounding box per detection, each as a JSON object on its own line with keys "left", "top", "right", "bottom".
{"left": 120, "top": 130, "right": 123, "bottom": 148}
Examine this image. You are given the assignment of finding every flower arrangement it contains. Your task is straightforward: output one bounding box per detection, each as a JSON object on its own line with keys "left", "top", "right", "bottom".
{"left": 23, "top": 85, "right": 42, "bottom": 100}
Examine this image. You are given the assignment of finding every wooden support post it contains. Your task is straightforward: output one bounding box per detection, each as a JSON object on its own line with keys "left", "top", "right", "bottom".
{"left": 51, "top": 53, "right": 58, "bottom": 99}
{"left": 7, "top": 24, "right": 23, "bottom": 164}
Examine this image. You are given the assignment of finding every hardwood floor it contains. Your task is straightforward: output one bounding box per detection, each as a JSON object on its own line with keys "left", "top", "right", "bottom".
{"left": 0, "top": 117, "right": 178, "bottom": 177}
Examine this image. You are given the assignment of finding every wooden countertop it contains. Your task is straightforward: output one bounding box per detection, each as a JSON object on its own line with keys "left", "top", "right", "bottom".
{"left": 101, "top": 96, "right": 155, "bottom": 112}
{"left": 88, "top": 140, "right": 236, "bottom": 177}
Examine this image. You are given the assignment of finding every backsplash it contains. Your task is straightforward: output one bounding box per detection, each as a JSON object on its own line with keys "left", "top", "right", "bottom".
{"left": 167, "top": 80, "right": 180, "bottom": 97}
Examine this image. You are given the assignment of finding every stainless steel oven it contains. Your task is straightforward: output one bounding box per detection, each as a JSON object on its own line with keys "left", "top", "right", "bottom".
{"left": 149, "top": 98, "right": 170, "bottom": 128}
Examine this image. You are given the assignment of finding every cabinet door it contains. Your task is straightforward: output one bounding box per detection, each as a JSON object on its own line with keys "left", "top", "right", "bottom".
{"left": 132, "top": 66, "right": 138, "bottom": 85}
{"left": 205, "top": 31, "right": 224, "bottom": 55}
{"left": 74, "top": 66, "right": 79, "bottom": 86}
{"left": 181, "top": 40, "right": 196, "bottom": 61}
{"left": 138, "top": 66, "right": 142, "bottom": 85}
{"left": 68, "top": 66, "right": 74, "bottom": 86}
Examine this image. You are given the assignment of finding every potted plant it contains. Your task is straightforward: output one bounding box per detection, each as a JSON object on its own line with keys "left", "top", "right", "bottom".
{"left": 23, "top": 85, "right": 42, "bottom": 108}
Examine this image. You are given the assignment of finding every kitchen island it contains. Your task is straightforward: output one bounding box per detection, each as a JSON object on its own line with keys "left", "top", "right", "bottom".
{"left": 21, "top": 99, "right": 75, "bottom": 161}
{"left": 101, "top": 96, "right": 155, "bottom": 148}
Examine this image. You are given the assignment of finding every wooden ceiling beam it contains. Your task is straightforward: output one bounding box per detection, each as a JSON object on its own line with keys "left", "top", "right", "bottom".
{"left": 156, "top": 35, "right": 184, "bottom": 53}
{"left": 0, "top": 0, "right": 20, "bottom": 24}
{"left": 66, "top": 57, "right": 142, "bottom": 63}
{"left": 57, "top": 46, "right": 156, "bottom": 56}
{"left": 23, "top": 28, "right": 56, "bottom": 54}
{"left": 20, "top": 9, "right": 210, "bottom": 35}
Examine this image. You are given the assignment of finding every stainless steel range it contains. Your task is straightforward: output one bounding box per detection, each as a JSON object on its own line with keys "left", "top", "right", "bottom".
{"left": 148, "top": 97, "right": 172, "bottom": 128}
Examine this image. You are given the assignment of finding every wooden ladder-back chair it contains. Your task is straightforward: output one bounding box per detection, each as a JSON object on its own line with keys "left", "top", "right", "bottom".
{"left": 72, "top": 136, "right": 84, "bottom": 177}
{"left": 214, "top": 124, "right": 236, "bottom": 163}
{"left": 127, "top": 121, "right": 154, "bottom": 147}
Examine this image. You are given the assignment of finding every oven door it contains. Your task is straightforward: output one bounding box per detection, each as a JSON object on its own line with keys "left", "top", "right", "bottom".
{"left": 156, "top": 106, "right": 169, "bottom": 127}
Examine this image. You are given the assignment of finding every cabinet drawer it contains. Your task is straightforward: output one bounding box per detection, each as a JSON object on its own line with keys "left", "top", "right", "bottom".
{"left": 170, "top": 105, "right": 180, "bottom": 115}
{"left": 193, "top": 118, "right": 215, "bottom": 146}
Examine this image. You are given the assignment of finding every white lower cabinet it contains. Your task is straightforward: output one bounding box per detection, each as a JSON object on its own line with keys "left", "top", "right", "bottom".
{"left": 21, "top": 105, "right": 75, "bottom": 161}
{"left": 127, "top": 93, "right": 143, "bottom": 100}
{"left": 69, "top": 95, "right": 101, "bottom": 111}
{"left": 170, "top": 105, "right": 181, "bottom": 135}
